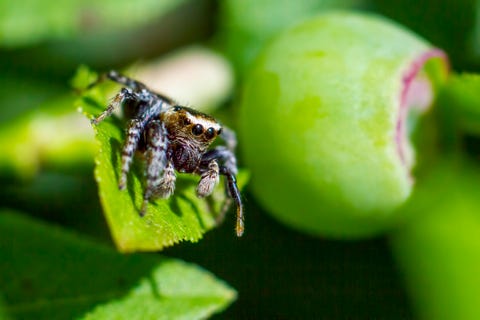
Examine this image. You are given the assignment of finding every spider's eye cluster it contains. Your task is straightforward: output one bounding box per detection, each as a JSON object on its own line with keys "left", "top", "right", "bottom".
{"left": 172, "top": 106, "right": 221, "bottom": 140}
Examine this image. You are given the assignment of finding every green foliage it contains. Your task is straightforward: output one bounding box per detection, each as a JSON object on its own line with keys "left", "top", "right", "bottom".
{"left": 0, "top": 94, "right": 95, "bottom": 179}
{"left": 73, "top": 68, "right": 248, "bottom": 252}
{"left": 0, "top": 211, "right": 236, "bottom": 320}
{"left": 0, "top": 0, "right": 188, "bottom": 48}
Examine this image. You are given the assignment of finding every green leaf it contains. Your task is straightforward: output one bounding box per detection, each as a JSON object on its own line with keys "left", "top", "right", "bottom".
{"left": 73, "top": 67, "right": 249, "bottom": 252}
{"left": 437, "top": 73, "right": 480, "bottom": 135}
{"left": 0, "top": 211, "right": 236, "bottom": 320}
{"left": 0, "top": 0, "right": 189, "bottom": 48}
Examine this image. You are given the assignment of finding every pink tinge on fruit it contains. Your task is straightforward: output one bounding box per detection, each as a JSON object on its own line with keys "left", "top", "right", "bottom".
{"left": 396, "top": 49, "right": 448, "bottom": 174}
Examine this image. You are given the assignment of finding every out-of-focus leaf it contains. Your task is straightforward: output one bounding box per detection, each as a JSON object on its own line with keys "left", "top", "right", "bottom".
{"left": 0, "top": 94, "right": 95, "bottom": 179}
{"left": 0, "top": 211, "right": 236, "bottom": 320}
{"left": 0, "top": 76, "right": 64, "bottom": 125}
{"left": 0, "top": 0, "right": 189, "bottom": 48}
{"left": 391, "top": 158, "right": 480, "bottom": 320}
{"left": 73, "top": 67, "right": 249, "bottom": 252}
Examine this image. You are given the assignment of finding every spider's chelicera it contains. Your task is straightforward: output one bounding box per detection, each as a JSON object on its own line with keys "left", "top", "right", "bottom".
{"left": 89, "top": 71, "right": 244, "bottom": 236}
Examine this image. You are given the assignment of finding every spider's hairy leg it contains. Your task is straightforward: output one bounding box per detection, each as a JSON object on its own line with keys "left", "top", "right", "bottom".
{"left": 153, "top": 160, "right": 176, "bottom": 199}
{"left": 203, "top": 146, "right": 238, "bottom": 175}
{"left": 201, "top": 147, "right": 242, "bottom": 236}
{"left": 119, "top": 118, "right": 144, "bottom": 191}
{"left": 140, "top": 120, "right": 168, "bottom": 216}
{"left": 221, "top": 166, "right": 244, "bottom": 237}
{"left": 196, "top": 160, "right": 220, "bottom": 198}
{"left": 91, "top": 88, "right": 132, "bottom": 125}
{"left": 104, "top": 70, "right": 148, "bottom": 92}
{"left": 87, "top": 70, "right": 148, "bottom": 92}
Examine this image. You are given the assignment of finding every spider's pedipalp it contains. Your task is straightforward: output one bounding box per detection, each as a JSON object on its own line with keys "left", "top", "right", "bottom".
{"left": 196, "top": 159, "right": 219, "bottom": 198}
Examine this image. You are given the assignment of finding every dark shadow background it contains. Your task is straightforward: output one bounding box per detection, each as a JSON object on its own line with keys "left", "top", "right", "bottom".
{"left": 167, "top": 192, "right": 413, "bottom": 319}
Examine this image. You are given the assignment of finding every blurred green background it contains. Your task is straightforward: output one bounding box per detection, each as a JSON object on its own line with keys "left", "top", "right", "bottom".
{"left": 1, "top": 0, "right": 480, "bottom": 319}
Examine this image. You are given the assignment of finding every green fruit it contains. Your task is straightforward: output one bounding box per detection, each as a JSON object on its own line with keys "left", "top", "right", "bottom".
{"left": 239, "top": 11, "right": 448, "bottom": 238}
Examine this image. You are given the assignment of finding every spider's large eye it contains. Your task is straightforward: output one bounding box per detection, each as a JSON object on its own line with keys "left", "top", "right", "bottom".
{"left": 173, "top": 106, "right": 182, "bottom": 112}
{"left": 192, "top": 124, "right": 204, "bottom": 135}
{"left": 205, "top": 127, "right": 216, "bottom": 139}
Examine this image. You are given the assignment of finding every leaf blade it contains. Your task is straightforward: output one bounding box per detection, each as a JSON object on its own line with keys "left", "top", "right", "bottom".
{"left": 0, "top": 211, "right": 236, "bottom": 320}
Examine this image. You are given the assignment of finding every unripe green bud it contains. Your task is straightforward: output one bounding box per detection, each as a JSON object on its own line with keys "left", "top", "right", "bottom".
{"left": 240, "top": 12, "right": 448, "bottom": 238}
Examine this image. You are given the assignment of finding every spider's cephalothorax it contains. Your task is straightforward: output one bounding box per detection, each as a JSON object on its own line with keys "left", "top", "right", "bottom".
{"left": 89, "top": 71, "right": 244, "bottom": 236}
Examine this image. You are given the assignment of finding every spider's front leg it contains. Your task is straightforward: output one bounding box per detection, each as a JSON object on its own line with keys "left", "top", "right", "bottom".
{"left": 220, "top": 165, "right": 244, "bottom": 237}
{"left": 199, "top": 147, "right": 244, "bottom": 236}
{"left": 89, "top": 86, "right": 147, "bottom": 190}
{"left": 91, "top": 87, "right": 134, "bottom": 125}
{"left": 87, "top": 70, "right": 148, "bottom": 92}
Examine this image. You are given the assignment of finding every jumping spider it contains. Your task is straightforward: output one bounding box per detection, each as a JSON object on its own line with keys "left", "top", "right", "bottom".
{"left": 88, "top": 71, "right": 244, "bottom": 236}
